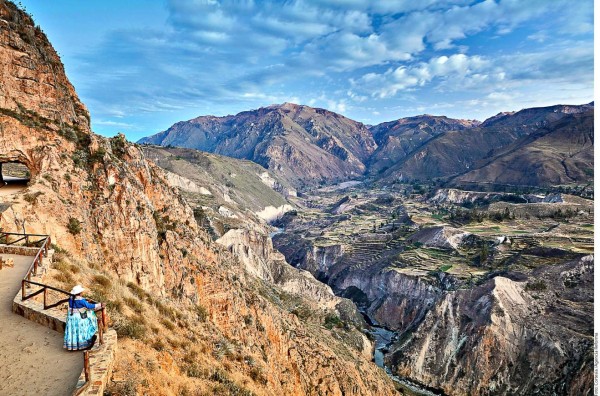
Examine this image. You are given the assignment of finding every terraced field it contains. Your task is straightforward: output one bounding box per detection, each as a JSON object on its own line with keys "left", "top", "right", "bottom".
{"left": 276, "top": 186, "right": 594, "bottom": 288}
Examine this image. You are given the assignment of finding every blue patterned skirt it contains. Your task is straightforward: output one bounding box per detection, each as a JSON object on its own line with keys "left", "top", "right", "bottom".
{"left": 64, "top": 310, "right": 98, "bottom": 351}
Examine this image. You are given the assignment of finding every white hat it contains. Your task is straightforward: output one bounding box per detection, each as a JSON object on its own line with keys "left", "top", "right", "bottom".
{"left": 70, "top": 285, "right": 85, "bottom": 295}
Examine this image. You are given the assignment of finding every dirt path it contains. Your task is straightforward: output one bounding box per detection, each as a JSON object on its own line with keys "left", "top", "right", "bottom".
{"left": 0, "top": 254, "right": 81, "bottom": 396}
{"left": 0, "top": 177, "right": 28, "bottom": 198}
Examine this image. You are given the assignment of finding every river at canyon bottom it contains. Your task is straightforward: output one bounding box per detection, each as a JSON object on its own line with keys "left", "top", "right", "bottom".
{"left": 367, "top": 318, "right": 445, "bottom": 396}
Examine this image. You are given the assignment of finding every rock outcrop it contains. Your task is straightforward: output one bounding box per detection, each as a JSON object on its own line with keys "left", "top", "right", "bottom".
{"left": 407, "top": 226, "right": 476, "bottom": 250}
{"left": 391, "top": 256, "right": 594, "bottom": 395}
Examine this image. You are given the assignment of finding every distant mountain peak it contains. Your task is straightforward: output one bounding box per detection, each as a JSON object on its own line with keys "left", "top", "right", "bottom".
{"left": 138, "top": 102, "right": 376, "bottom": 190}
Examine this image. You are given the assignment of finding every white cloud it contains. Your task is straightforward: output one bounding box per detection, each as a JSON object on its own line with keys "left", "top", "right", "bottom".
{"left": 60, "top": 0, "right": 592, "bottom": 136}
{"left": 352, "top": 54, "right": 496, "bottom": 98}
{"left": 351, "top": 42, "right": 592, "bottom": 99}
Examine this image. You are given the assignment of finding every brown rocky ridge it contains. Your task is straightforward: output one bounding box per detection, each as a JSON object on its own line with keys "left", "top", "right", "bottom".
{"left": 140, "top": 101, "right": 593, "bottom": 193}
{"left": 367, "top": 115, "right": 480, "bottom": 176}
{"left": 139, "top": 102, "right": 377, "bottom": 190}
{"left": 270, "top": 179, "right": 593, "bottom": 395}
{"left": 375, "top": 103, "right": 594, "bottom": 186}
{"left": 451, "top": 110, "right": 594, "bottom": 188}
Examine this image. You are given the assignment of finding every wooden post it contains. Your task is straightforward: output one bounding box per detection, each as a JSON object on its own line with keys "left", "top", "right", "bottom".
{"left": 25, "top": 235, "right": 29, "bottom": 246}
{"left": 102, "top": 308, "right": 107, "bottom": 330}
{"left": 43, "top": 288, "right": 47, "bottom": 309}
{"left": 83, "top": 351, "right": 90, "bottom": 382}
{"left": 98, "top": 320, "right": 104, "bottom": 345}
{"left": 21, "top": 279, "right": 25, "bottom": 300}
{"left": 33, "top": 257, "right": 37, "bottom": 276}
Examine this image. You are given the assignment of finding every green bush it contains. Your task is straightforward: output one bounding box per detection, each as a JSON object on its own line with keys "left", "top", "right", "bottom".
{"left": 249, "top": 366, "right": 267, "bottom": 385}
{"left": 89, "top": 147, "right": 106, "bottom": 163}
{"left": 110, "top": 134, "right": 128, "bottom": 158}
{"left": 67, "top": 217, "right": 81, "bottom": 235}
{"left": 525, "top": 280, "right": 547, "bottom": 292}
{"left": 323, "top": 314, "right": 343, "bottom": 330}
{"left": 185, "top": 362, "right": 205, "bottom": 378}
{"left": 23, "top": 191, "right": 43, "bottom": 204}
{"left": 195, "top": 304, "right": 208, "bottom": 322}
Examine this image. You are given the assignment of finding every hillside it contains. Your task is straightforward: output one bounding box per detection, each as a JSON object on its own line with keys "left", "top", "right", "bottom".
{"left": 451, "top": 110, "right": 594, "bottom": 188}
{"left": 139, "top": 103, "right": 377, "bottom": 190}
{"left": 140, "top": 101, "right": 593, "bottom": 191}
{"left": 375, "top": 103, "right": 594, "bottom": 184}
{"left": 367, "top": 115, "right": 479, "bottom": 175}
{"left": 142, "top": 145, "right": 294, "bottom": 224}
{"left": 0, "top": 2, "right": 398, "bottom": 395}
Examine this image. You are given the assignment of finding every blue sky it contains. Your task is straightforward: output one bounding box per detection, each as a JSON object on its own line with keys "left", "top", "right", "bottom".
{"left": 19, "top": 0, "right": 593, "bottom": 141}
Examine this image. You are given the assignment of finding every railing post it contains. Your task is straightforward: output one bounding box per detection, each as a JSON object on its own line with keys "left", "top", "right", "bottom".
{"left": 83, "top": 351, "right": 90, "bottom": 382}
{"left": 25, "top": 235, "right": 29, "bottom": 246}
{"left": 98, "top": 320, "right": 104, "bottom": 345}
{"left": 33, "top": 257, "right": 37, "bottom": 276}
{"left": 43, "top": 287, "right": 47, "bottom": 309}
{"left": 21, "top": 279, "right": 25, "bottom": 300}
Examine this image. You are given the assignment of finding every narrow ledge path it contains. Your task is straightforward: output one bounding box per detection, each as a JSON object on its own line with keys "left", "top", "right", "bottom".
{"left": 0, "top": 254, "right": 82, "bottom": 396}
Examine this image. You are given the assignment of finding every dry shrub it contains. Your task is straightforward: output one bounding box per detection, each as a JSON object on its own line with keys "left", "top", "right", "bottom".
{"left": 115, "top": 316, "right": 147, "bottom": 340}
{"left": 195, "top": 304, "right": 208, "bottom": 322}
{"left": 53, "top": 271, "right": 74, "bottom": 285}
{"left": 124, "top": 297, "right": 144, "bottom": 314}
{"left": 155, "top": 300, "right": 178, "bottom": 320}
{"left": 93, "top": 274, "right": 111, "bottom": 289}
{"left": 160, "top": 318, "right": 175, "bottom": 331}
{"left": 126, "top": 281, "right": 149, "bottom": 300}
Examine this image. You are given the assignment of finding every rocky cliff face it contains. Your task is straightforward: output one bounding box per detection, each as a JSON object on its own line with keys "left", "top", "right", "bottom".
{"left": 0, "top": 2, "right": 89, "bottom": 133}
{"left": 392, "top": 256, "right": 594, "bottom": 395}
{"left": 275, "top": 229, "right": 594, "bottom": 395}
{"left": 0, "top": 0, "right": 191, "bottom": 293}
{"left": 273, "top": 182, "right": 593, "bottom": 395}
{"left": 139, "top": 103, "right": 377, "bottom": 190}
{"left": 273, "top": 233, "right": 441, "bottom": 332}
{"left": 0, "top": 2, "right": 398, "bottom": 394}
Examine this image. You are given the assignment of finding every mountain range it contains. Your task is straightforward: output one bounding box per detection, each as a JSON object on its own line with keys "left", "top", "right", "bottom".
{"left": 139, "top": 102, "right": 594, "bottom": 190}
{"left": 140, "top": 103, "right": 376, "bottom": 190}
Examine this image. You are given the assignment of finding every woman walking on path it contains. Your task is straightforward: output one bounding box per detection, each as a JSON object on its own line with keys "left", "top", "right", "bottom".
{"left": 64, "top": 285, "right": 103, "bottom": 351}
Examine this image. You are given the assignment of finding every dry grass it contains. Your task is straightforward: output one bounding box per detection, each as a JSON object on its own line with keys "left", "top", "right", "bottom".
{"left": 124, "top": 297, "right": 144, "bottom": 314}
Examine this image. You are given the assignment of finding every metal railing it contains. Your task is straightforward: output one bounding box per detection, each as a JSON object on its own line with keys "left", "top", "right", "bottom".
{"left": 4, "top": 231, "right": 107, "bottom": 393}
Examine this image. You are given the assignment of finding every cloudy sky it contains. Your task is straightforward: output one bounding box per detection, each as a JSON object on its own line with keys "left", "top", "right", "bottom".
{"left": 20, "top": 0, "right": 593, "bottom": 141}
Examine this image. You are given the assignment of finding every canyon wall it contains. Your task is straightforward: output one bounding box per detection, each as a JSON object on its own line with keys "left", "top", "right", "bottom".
{"left": 0, "top": 2, "right": 397, "bottom": 394}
